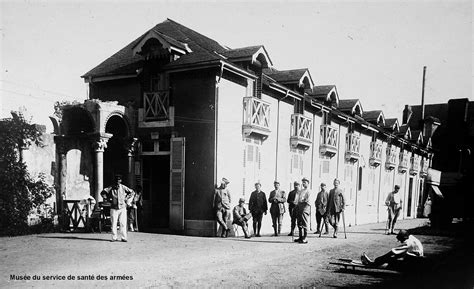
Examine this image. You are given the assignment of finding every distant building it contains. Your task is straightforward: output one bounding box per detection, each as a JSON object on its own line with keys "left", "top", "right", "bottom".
{"left": 403, "top": 98, "right": 474, "bottom": 221}
{"left": 51, "top": 19, "right": 433, "bottom": 236}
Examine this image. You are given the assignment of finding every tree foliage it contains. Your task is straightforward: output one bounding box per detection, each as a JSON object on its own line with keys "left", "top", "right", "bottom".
{"left": 0, "top": 112, "right": 52, "bottom": 236}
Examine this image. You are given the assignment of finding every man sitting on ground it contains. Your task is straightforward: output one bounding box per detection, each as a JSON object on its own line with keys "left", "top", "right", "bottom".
{"left": 361, "top": 230, "right": 423, "bottom": 268}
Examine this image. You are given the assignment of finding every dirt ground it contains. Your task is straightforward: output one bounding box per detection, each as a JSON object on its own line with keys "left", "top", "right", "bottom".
{"left": 1, "top": 218, "right": 472, "bottom": 288}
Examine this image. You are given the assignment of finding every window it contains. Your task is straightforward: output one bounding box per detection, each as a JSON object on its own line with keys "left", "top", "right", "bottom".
{"left": 358, "top": 166, "right": 363, "bottom": 191}
{"left": 290, "top": 148, "right": 304, "bottom": 175}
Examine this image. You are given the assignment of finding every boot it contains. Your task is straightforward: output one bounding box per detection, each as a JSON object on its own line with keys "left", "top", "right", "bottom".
{"left": 300, "top": 229, "right": 308, "bottom": 244}
{"left": 243, "top": 227, "right": 251, "bottom": 239}
{"left": 294, "top": 228, "right": 302, "bottom": 242}
{"left": 333, "top": 226, "right": 338, "bottom": 238}
{"left": 277, "top": 224, "right": 281, "bottom": 235}
{"left": 257, "top": 223, "right": 262, "bottom": 237}
{"left": 253, "top": 223, "right": 257, "bottom": 237}
{"left": 272, "top": 225, "right": 278, "bottom": 236}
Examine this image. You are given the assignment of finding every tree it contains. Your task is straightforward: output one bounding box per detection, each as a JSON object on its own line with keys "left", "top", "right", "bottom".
{"left": 0, "top": 112, "right": 52, "bottom": 236}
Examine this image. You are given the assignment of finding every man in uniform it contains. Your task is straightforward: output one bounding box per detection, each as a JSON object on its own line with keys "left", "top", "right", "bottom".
{"left": 232, "top": 198, "right": 252, "bottom": 239}
{"left": 327, "top": 178, "right": 345, "bottom": 238}
{"left": 294, "top": 177, "right": 311, "bottom": 244}
{"left": 249, "top": 182, "right": 267, "bottom": 237}
{"left": 101, "top": 174, "right": 135, "bottom": 242}
{"left": 385, "top": 185, "right": 402, "bottom": 235}
{"left": 314, "top": 182, "right": 329, "bottom": 235}
{"left": 268, "top": 181, "right": 286, "bottom": 236}
{"left": 287, "top": 181, "right": 300, "bottom": 236}
{"left": 213, "top": 178, "right": 232, "bottom": 238}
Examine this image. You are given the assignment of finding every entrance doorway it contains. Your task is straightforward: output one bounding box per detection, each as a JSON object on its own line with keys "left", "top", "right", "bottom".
{"left": 141, "top": 155, "right": 170, "bottom": 230}
{"left": 104, "top": 115, "right": 129, "bottom": 186}
{"left": 407, "top": 177, "right": 414, "bottom": 217}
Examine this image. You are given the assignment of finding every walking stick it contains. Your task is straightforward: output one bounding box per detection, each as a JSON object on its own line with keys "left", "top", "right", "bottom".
{"left": 309, "top": 204, "right": 312, "bottom": 231}
{"left": 385, "top": 206, "right": 390, "bottom": 235}
{"left": 342, "top": 210, "right": 347, "bottom": 239}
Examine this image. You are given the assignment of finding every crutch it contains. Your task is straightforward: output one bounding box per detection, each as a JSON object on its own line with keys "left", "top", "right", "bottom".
{"left": 342, "top": 210, "right": 347, "bottom": 239}
{"left": 309, "top": 204, "right": 313, "bottom": 231}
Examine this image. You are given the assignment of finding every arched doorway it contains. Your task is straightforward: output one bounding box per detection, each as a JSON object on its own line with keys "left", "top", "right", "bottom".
{"left": 104, "top": 115, "right": 129, "bottom": 187}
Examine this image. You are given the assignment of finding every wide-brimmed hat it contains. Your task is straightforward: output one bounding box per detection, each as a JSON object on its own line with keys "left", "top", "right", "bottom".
{"left": 221, "top": 178, "right": 230, "bottom": 184}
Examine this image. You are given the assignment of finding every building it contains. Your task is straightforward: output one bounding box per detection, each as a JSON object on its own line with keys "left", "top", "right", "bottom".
{"left": 53, "top": 19, "right": 433, "bottom": 236}
{"left": 403, "top": 98, "right": 474, "bottom": 222}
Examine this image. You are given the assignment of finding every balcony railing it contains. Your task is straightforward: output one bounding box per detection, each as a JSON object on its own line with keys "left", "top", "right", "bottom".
{"left": 319, "top": 124, "right": 338, "bottom": 157}
{"left": 398, "top": 150, "right": 410, "bottom": 173}
{"left": 138, "top": 90, "right": 174, "bottom": 128}
{"left": 420, "top": 157, "right": 429, "bottom": 177}
{"left": 369, "top": 141, "right": 383, "bottom": 167}
{"left": 345, "top": 133, "right": 360, "bottom": 162}
{"left": 242, "top": 97, "right": 271, "bottom": 139}
{"left": 409, "top": 155, "right": 420, "bottom": 175}
{"left": 385, "top": 145, "right": 398, "bottom": 170}
{"left": 290, "top": 113, "right": 313, "bottom": 149}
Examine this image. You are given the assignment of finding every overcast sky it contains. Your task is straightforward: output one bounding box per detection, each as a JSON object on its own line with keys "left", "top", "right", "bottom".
{"left": 1, "top": 0, "right": 472, "bottom": 131}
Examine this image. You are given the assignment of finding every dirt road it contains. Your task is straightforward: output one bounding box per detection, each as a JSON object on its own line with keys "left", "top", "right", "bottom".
{"left": 1, "top": 219, "right": 472, "bottom": 288}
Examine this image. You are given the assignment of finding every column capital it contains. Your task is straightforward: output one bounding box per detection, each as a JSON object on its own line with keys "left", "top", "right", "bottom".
{"left": 90, "top": 133, "right": 112, "bottom": 153}
{"left": 54, "top": 135, "right": 69, "bottom": 155}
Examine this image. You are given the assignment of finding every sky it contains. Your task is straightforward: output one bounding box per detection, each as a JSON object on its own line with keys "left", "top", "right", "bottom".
{"left": 1, "top": 0, "right": 472, "bottom": 132}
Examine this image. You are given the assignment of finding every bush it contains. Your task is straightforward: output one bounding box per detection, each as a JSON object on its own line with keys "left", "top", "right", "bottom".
{"left": 0, "top": 112, "right": 53, "bottom": 236}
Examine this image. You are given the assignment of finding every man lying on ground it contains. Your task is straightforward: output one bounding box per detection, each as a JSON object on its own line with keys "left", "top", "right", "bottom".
{"left": 361, "top": 229, "right": 423, "bottom": 268}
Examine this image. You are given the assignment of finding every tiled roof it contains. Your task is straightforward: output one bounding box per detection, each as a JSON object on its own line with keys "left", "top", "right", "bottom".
{"left": 363, "top": 110, "right": 383, "bottom": 121}
{"left": 83, "top": 19, "right": 229, "bottom": 78}
{"left": 338, "top": 99, "right": 360, "bottom": 111}
{"left": 265, "top": 68, "right": 308, "bottom": 83}
{"left": 311, "top": 85, "right": 336, "bottom": 96}
{"left": 223, "top": 46, "right": 263, "bottom": 59}
{"left": 385, "top": 118, "right": 398, "bottom": 127}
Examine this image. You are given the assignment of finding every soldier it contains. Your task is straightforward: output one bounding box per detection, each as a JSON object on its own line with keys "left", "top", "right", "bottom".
{"left": 232, "top": 198, "right": 252, "bottom": 239}
{"left": 249, "top": 182, "right": 268, "bottom": 237}
{"left": 287, "top": 181, "right": 300, "bottom": 236}
{"left": 268, "top": 181, "right": 286, "bottom": 236}
{"left": 213, "top": 178, "right": 232, "bottom": 238}
{"left": 385, "top": 185, "right": 403, "bottom": 234}
{"left": 294, "top": 177, "right": 311, "bottom": 244}
{"left": 327, "top": 178, "right": 345, "bottom": 238}
{"left": 314, "top": 182, "right": 329, "bottom": 235}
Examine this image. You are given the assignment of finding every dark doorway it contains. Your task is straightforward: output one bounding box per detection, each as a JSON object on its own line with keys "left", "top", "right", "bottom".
{"left": 104, "top": 115, "right": 129, "bottom": 186}
{"left": 142, "top": 155, "right": 170, "bottom": 230}
{"left": 407, "top": 177, "right": 414, "bottom": 217}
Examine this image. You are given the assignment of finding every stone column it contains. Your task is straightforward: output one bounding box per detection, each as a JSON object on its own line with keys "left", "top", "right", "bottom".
{"left": 54, "top": 136, "right": 68, "bottom": 224}
{"left": 125, "top": 138, "right": 138, "bottom": 188}
{"left": 92, "top": 135, "right": 110, "bottom": 202}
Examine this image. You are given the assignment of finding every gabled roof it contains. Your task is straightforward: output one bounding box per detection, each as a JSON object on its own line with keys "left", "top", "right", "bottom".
{"left": 411, "top": 130, "right": 423, "bottom": 144}
{"left": 83, "top": 18, "right": 230, "bottom": 79}
{"left": 363, "top": 110, "right": 385, "bottom": 126}
{"left": 224, "top": 46, "right": 272, "bottom": 67}
{"left": 384, "top": 118, "right": 400, "bottom": 132}
{"left": 338, "top": 99, "right": 363, "bottom": 116}
{"left": 264, "top": 68, "right": 314, "bottom": 89}
{"left": 309, "top": 85, "right": 339, "bottom": 107}
{"left": 397, "top": 124, "right": 411, "bottom": 139}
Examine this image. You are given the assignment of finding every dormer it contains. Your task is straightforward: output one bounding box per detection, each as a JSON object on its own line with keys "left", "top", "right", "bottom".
{"left": 132, "top": 29, "right": 192, "bottom": 61}
{"left": 310, "top": 85, "right": 339, "bottom": 107}
{"left": 338, "top": 99, "right": 363, "bottom": 117}
{"left": 383, "top": 118, "right": 400, "bottom": 133}
{"left": 410, "top": 130, "right": 424, "bottom": 145}
{"left": 397, "top": 125, "right": 411, "bottom": 140}
{"left": 363, "top": 110, "right": 385, "bottom": 127}
{"left": 224, "top": 45, "right": 272, "bottom": 98}
{"left": 264, "top": 68, "right": 314, "bottom": 95}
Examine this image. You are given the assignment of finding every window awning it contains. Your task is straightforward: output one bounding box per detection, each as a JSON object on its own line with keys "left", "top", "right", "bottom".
{"left": 431, "top": 185, "right": 444, "bottom": 199}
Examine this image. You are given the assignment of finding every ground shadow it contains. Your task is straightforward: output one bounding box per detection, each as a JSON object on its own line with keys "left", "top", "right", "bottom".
{"left": 37, "top": 236, "right": 111, "bottom": 242}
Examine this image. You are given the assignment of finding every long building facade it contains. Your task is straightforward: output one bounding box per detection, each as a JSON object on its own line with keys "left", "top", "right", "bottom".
{"left": 54, "top": 19, "right": 434, "bottom": 236}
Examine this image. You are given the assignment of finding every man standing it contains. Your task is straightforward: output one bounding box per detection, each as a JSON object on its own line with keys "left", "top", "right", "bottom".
{"left": 249, "top": 182, "right": 267, "bottom": 237}
{"left": 314, "top": 183, "right": 329, "bottom": 235}
{"left": 294, "top": 178, "right": 311, "bottom": 244}
{"left": 287, "top": 181, "right": 300, "bottom": 236}
{"left": 101, "top": 174, "right": 135, "bottom": 242}
{"left": 213, "top": 178, "right": 232, "bottom": 238}
{"left": 268, "top": 181, "right": 286, "bottom": 236}
{"left": 385, "top": 185, "right": 402, "bottom": 235}
{"left": 232, "top": 198, "right": 252, "bottom": 239}
{"left": 327, "top": 178, "right": 345, "bottom": 238}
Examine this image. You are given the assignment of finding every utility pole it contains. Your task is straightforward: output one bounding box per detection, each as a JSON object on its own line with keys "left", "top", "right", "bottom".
{"left": 421, "top": 66, "right": 426, "bottom": 121}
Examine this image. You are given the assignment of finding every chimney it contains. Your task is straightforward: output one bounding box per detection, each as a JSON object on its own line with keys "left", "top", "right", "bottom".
{"left": 402, "top": 105, "right": 412, "bottom": 124}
